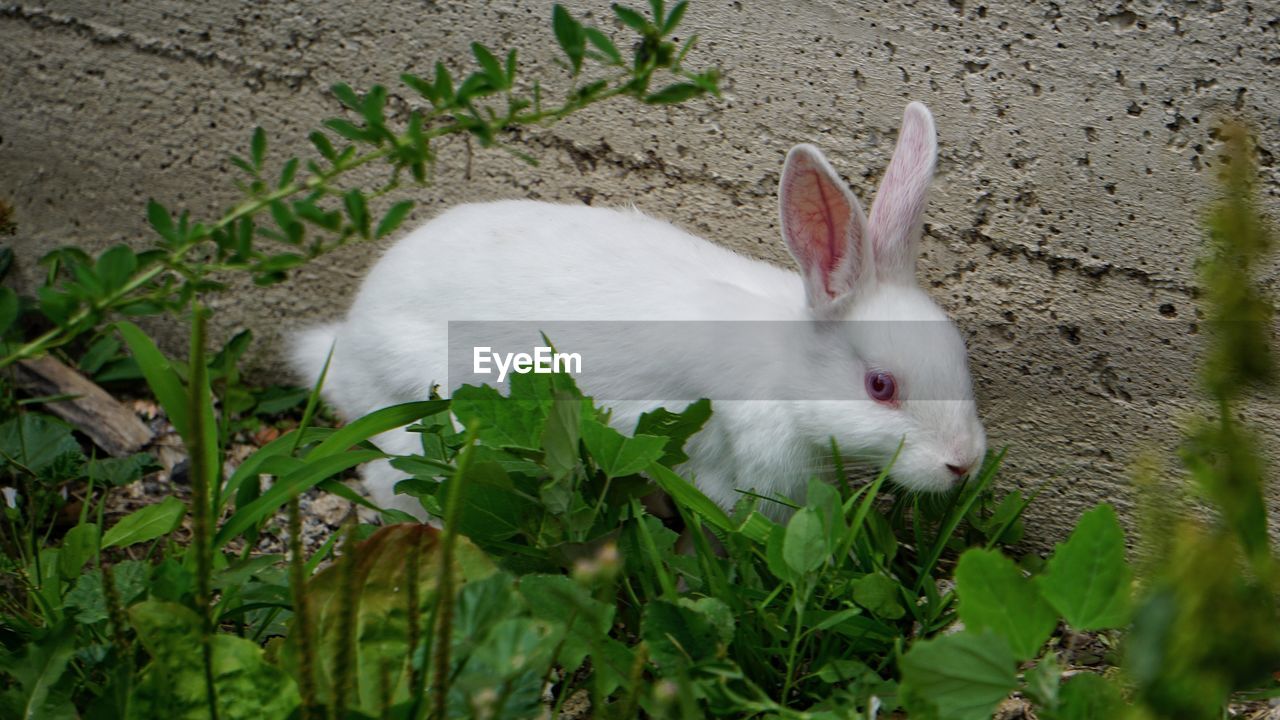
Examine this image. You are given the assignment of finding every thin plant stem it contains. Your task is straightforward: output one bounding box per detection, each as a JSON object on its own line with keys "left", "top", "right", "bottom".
{"left": 188, "top": 302, "right": 219, "bottom": 720}
{"left": 430, "top": 425, "right": 480, "bottom": 720}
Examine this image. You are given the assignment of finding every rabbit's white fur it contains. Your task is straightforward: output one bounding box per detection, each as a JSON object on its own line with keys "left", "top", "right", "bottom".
{"left": 290, "top": 102, "right": 986, "bottom": 518}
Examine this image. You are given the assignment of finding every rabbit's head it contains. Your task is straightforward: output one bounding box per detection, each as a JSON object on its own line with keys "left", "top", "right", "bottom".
{"left": 779, "top": 102, "right": 986, "bottom": 491}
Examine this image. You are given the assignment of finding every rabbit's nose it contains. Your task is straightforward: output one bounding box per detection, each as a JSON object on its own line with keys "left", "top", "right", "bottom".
{"left": 945, "top": 463, "right": 970, "bottom": 477}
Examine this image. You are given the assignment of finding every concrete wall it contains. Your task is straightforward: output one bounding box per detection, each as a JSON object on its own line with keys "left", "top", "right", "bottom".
{"left": 3, "top": 1, "right": 1278, "bottom": 544}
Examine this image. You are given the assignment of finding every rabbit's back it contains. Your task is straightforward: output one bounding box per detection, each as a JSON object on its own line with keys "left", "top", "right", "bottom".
{"left": 296, "top": 200, "right": 800, "bottom": 422}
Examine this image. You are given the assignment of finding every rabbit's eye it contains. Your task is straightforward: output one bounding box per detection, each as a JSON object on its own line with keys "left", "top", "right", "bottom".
{"left": 865, "top": 370, "right": 898, "bottom": 405}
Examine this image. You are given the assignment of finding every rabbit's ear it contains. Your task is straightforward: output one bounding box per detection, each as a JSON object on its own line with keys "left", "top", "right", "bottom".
{"left": 780, "top": 144, "right": 869, "bottom": 315}
{"left": 868, "top": 102, "right": 937, "bottom": 284}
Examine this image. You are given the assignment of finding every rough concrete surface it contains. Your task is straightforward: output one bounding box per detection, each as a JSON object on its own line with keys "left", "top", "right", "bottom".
{"left": 2, "top": 1, "right": 1278, "bottom": 545}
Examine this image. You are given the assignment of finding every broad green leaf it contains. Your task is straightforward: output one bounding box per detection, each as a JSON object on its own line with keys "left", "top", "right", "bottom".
{"left": 444, "top": 460, "right": 534, "bottom": 543}
{"left": 783, "top": 506, "right": 827, "bottom": 575}
{"left": 454, "top": 617, "right": 553, "bottom": 717}
{"left": 452, "top": 384, "right": 548, "bottom": 450}
{"left": 64, "top": 560, "right": 149, "bottom": 624}
{"left": 94, "top": 245, "right": 138, "bottom": 294}
{"left": 0, "top": 622, "right": 76, "bottom": 720}
{"left": 279, "top": 524, "right": 495, "bottom": 713}
{"left": 851, "top": 572, "right": 906, "bottom": 620}
{"left": 579, "top": 418, "right": 665, "bottom": 479}
{"left": 633, "top": 398, "right": 711, "bottom": 466}
{"left": 1048, "top": 672, "right": 1124, "bottom": 720}
{"left": 899, "top": 631, "right": 1018, "bottom": 720}
{"left": 57, "top": 523, "right": 99, "bottom": 579}
{"left": 541, "top": 393, "right": 582, "bottom": 482}
{"left": 1023, "top": 654, "right": 1061, "bottom": 711}
{"left": 86, "top": 453, "right": 156, "bottom": 486}
{"left": 128, "top": 601, "right": 300, "bottom": 719}
{"left": 117, "top": 321, "right": 192, "bottom": 439}
{"left": 642, "top": 598, "right": 731, "bottom": 668}
{"left": 0, "top": 414, "right": 82, "bottom": 475}
{"left": 1036, "top": 504, "right": 1132, "bottom": 630}
{"left": 955, "top": 548, "right": 1058, "bottom": 660}
{"left": 520, "top": 573, "right": 615, "bottom": 673}
{"left": 102, "top": 496, "right": 185, "bottom": 549}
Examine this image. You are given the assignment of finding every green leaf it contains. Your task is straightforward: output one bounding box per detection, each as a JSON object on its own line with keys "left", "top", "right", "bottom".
{"left": 58, "top": 523, "right": 99, "bottom": 579}
{"left": 452, "top": 384, "right": 548, "bottom": 450}
{"left": 552, "top": 5, "right": 585, "bottom": 74}
{"left": 583, "top": 27, "right": 623, "bottom": 65}
{"left": 374, "top": 199, "right": 414, "bottom": 239}
{"left": 433, "top": 61, "right": 455, "bottom": 106}
{"left": 101, "top": 496, "right": 185, "bottom": 549}
{"left": 344, "top": 188, "right": 370, "bottom": 238}
{"left": 128, "top": 601, "right": 301, "bottom": 719}
{"left": 1048, "top": 672, "right": 1124, "bottom": 720}
{"left": 401, "top": 72, "right": 436, "bottom": 103}
{"left": 116, "top": 321, "right": 192, "bottom": 440}
{"left": 0, "top": 622, "right": 76, "bottom": 720}
{"left": 662, "top": 0, "right": 687, "bottom": 33}
{"left": 64, "top": 560, "right": 148, "bottom": 624}
{"left": 899, "top": 631, "right": 1019, "bottom": 720}
{"left": 646, "top": 461, "right": 734, "bottom": 534}
{"left": 471, "top": 42, "right": 507, "bottom": 88}
{"left": 642, "top": 598, "right": 732, "bottom": 668}
{"left": 580, "top": 418, "right": 666, "bottom": 479}
{"left": 1023, "top": 654, "right": 1061, "bottom": 711}
{"left": 278, "top": 157, "right": 298, "bottom": 188}
{"left": 94, "top": 245, "right": 137, "bottom": 294}
{"left": 851, "top": 572, "right": 906, "bottom": 620}
{"left": 1035, "top": 504, "right": 1132, "bottom": 630}
{"left": 36, "top": 287, "right": 76, "bottom": 325}
{"left": 0, "top": 414, "right": 82, "bottom": 475}
{"left": 541, "top": 393, "right": 582, "bottom": 482}
{"left": 520, "top": 573, "right": 615, "bottom": 673}
{"left": 146, "top": 200, "right": 176, "bottom": 244}
{"left": 612, "top": 4, "right": 649, "bottom": 32}
{"left": 324, "top": 118, "right": 376, "bottom": 144}
{"left": 279, "top": 524, "right": 495, "bottom": 713}
{"left": 955, "top": 548, "right": 1058, "bottom": 660}
{"left": 633, "top": 398, "right": 711, "bottom": 466}
{"left": 250, "top": 126, "right": 266, "bottom": 170}
{"left": 783, "top": 506, "right": 827, "bottom": 576}
{"left": 309, "top": 131, "right": 337, "bottom": 162}
{"left": 645, "top": 82, "right": 703, "bottom": 104}
{"left": 330, "top": 82, "right": 361, "bottom": 110}
{"left": 214, "top": 450, "right": 382, "bottom": 548}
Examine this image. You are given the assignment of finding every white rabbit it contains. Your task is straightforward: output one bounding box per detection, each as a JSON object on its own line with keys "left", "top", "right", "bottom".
{"left": 290, "top": 102, "right": 986, "bottom": 519}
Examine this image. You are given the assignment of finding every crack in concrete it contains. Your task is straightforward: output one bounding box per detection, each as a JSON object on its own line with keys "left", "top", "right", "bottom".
{"left": 963, "top": 227, "right": 1197, "bottom": 295}
{"left": 0, "top": 4, "right": 312, "bottom": 90}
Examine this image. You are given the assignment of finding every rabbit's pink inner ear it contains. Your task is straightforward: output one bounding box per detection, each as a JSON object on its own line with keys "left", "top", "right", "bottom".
{"left": 869, "top": 102, "right": 937, "bottom": 283}
{"left": 780, "top": 147, "right": 863, "bottom": 304}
